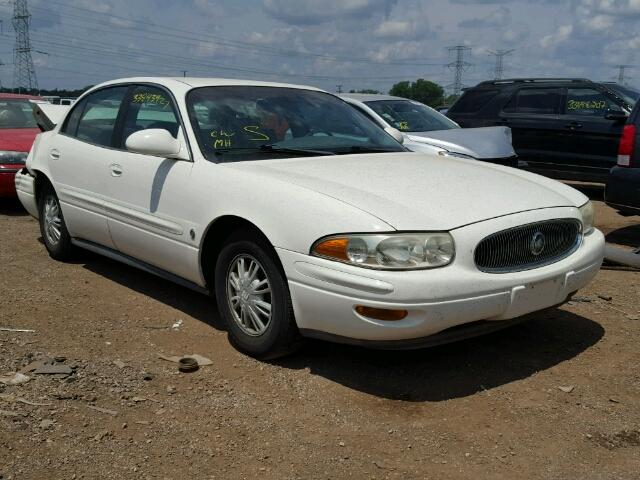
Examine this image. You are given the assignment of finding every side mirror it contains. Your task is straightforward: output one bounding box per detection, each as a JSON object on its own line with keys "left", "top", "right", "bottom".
{"left": 605, "top": 111, "right": 628, "bottom": 122}
{"left": 125, "top": 129, "right": 185, "bottom": 159}
{"left": 384, "top": 127, "right": 405, "bottom": 144}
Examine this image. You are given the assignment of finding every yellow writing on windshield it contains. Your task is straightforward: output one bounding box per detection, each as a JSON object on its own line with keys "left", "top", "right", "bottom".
{"left": 211, "top": 129, "right": 235, "bottom": 149}
{"left": 567, "top": 100, "right": 607, "bottom": 110}
{"left": 132, "top": 92, "right": 170, "bottom": 108}
{"left": 244, "top": 125, "right": 270, "bottom": 141}
{"left": 398, "top": 121, "right": 409, "bottom": 131}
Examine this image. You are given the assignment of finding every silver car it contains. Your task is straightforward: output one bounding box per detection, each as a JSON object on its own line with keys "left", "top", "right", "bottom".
{"left": 341, "top": 93, "right": 517, "bottom": 167}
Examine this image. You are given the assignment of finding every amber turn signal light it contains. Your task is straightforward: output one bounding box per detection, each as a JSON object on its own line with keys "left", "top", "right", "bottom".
{"left": 313, "top": 237, "right": 349, "bottom": 261}
{"left": 355, "top": 306, "right": 408, "bottom": 321}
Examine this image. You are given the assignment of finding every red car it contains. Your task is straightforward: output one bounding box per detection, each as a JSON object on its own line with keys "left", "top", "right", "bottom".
{"left": 0, "top": 93, "right": 42, "bottom": 197}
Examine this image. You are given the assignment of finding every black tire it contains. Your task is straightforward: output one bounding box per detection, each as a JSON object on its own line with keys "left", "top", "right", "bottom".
{"left": 214, "top": 230, "right": 302, "bottom": 359}
{"left": 38, "top": 182, "right": 74, "bottom": 261}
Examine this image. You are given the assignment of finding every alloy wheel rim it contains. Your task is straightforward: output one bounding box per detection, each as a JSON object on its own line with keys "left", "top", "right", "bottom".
{"left": 226, "top": 254, "right": 272, "bottom": 336}
{"left": 43, "top": 195, "right": 62, "bottom": 246}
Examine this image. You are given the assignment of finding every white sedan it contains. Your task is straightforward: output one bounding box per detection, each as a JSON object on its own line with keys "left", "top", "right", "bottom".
{"left": 16, "top": 77, "right": 604, "bottom": 359}
{"left": 340, "top": 93, "right": 517, "bottom": 166}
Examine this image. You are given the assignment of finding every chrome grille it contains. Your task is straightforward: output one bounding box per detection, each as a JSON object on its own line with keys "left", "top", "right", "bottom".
{"left": 474, "top": 219, "right": 582, "bottom": 273}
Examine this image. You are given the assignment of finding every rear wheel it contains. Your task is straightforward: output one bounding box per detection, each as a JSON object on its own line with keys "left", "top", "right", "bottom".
{"left": 38, "top": 183, "right": 74, "bottom": 260}
{"left": 214, "top": 231, "right": 301, "bottom": 359}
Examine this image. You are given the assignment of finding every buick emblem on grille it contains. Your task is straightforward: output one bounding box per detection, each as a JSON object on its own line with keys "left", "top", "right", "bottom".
{"left": 530, "top": 231, "right": 546, "bottom": 256}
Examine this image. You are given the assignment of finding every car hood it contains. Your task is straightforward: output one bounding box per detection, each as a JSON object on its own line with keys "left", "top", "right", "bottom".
{"left": 406, "top": 126, "right": 515, "bottom": 159}
{"left": 0, "top": 128, "right": 39, "bottom": 153}
{"left": 224, "top": 152, "right": 587, "bottom": 231}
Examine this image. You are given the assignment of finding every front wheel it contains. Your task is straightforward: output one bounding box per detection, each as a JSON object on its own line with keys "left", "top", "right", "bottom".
{"left": 214, "top": 232, "right": 301, "bottom": 359}
{"left": 38, "top": 183, "right": 74, "bottom": 261}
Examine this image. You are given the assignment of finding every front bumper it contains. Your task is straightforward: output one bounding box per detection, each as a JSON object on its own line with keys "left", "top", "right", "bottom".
{"left": 14, "top": 168, "right": 39, "bottom": 217}
{"left": 0, "top": 165, "right": 23, "bottom": 197}
{"left": 277, "top": 207, "right": 605, "bottom": 345}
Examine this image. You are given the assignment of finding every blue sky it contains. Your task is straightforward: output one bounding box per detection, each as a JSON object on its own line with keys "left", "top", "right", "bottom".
{"left": 0, "top": 0, "right": 638, "bottom": 93}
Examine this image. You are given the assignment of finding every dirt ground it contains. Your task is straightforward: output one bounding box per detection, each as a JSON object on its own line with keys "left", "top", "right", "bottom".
{"left": 1, "top": 187, "right": 639, "bottom": 480}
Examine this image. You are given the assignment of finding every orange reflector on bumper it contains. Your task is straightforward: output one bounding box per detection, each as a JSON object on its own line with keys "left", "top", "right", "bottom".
{"left": 355, "top": 306, "right": 408, "bottom": 321}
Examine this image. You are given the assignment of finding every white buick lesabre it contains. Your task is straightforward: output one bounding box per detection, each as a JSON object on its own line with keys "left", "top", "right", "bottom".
{"left": 16, "top": 77, "right": 605, "bottom": 358}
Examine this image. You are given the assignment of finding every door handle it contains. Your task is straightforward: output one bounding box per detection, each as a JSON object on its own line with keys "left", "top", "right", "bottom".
{"left": 564, "top": 122, "right": 583, "bottom": 130}
{"left": 50, "top": 149, "right": 60, "bottom": 160}
{"left": 110, "top": 163, "right": 123, "bottom": 177}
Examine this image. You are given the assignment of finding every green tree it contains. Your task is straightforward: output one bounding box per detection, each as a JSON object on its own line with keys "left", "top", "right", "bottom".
{"left": 389, "top": 79, "right": 445, "bottom": 107}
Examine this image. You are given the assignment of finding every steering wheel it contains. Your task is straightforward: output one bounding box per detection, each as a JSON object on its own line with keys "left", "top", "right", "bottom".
{"left": 307, "top": 128, "right": 334, "bottom": 137}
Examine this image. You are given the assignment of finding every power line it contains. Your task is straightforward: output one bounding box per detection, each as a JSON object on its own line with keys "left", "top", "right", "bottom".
{"left": 12, "top": 0, "right": 37, "bottom": 92}
{"left": 488, "top": 49, "right": 514, "bottom": 80}
{"left": 29, "top": 0, "right": 446, "bottom": 67}
{"left": 446, "top": 45, "right": 471, "bottom": 97}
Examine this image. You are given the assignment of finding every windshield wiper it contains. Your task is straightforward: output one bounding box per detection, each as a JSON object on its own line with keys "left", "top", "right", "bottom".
{"left": 259, "top": 144, "right": 335, "bottom": 156}
{"left": 213, "top": 145, "right": 334, "bottom": 157}
{"left": 335, "top": 146, "right": 403, "bottom": 154}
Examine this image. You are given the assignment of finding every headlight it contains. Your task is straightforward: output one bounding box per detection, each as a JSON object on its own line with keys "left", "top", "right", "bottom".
{"left": 0, "top": 151, "right": 28, "bottom": 165}
{"left": 311, "top": 233, "right": 455, "bottom": 270}
{"left": 579, "top": 201, "right": 594, "bottom": 235}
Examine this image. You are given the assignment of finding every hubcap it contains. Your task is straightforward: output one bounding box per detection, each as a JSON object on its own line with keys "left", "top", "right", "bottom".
{"left": 43, "top": 195, "right": 62, "bottom": 246}
{"left": 226, "top": 254, "right": 272, "bottom": 336}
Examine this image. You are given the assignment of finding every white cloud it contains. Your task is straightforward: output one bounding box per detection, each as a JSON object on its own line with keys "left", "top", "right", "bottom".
{"left": 540, "top": 25, "right": 573, "bottom": 48}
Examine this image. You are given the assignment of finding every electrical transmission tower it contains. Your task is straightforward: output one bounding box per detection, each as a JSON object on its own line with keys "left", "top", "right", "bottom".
{"left": 12, "top": 0, "right": 38, "bottom": 93}
{"left": 447, "top": 46, "right": 471, "bottom": 97}
{"left": 615, "top": 65, "right": 632, "bottom": 84}
{"left": 488, "top": 49, "right": 514, "bottom": 80}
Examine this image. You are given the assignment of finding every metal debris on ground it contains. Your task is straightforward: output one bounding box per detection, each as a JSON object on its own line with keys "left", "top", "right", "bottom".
{"left": 178, "top": 357, "right": 199, "bottom": 373}
{"left": 0, "top": 394, "right": 52, "bottom": 406}
{"left": 572, "top": 295, "right": 593, "bottom": 303}
{"left": 158, "top": 353, "right": 213, "bottom": 366}
{"left": 0, "top": 372, "right": 31, "bottom": 386}
{"left": 171, "top": 319, "right": 183, "bottom": 330}
{"left": 20, "top": 357, "right": 73, "bottom": 376}
{"left": 0, "top": 327, "right": 35, "bottom": 333}
{"left": 558, "top": 385, "right": 575, "bottom": 393}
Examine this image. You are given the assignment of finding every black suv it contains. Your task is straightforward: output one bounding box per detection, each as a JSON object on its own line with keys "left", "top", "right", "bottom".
{"left": 447, "top": 79, "right": 638, "bottom": 183}
{"left": 605, "top": 100, "right": 640, "bottom": 216}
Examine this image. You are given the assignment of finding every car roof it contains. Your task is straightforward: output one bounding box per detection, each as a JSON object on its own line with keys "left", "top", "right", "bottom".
{"left": 0, "top": 93, "right": 43, "bottom": 100}
{"left": 340, "top": 93, "right": 408, "bottom": 102}
{"left": 90, "top": 77, "right": 326, "bottom": 93}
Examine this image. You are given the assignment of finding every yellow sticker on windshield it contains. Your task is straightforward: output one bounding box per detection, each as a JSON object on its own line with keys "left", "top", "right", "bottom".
{"left": 398, "top": 121, "right": 409, "bottom": 131}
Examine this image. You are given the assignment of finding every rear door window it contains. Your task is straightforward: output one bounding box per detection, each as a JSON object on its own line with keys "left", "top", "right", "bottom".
{"left": 449, "top": 90, "right": 498, "bottom": 114}
{"left": 503, "top": 88, "right": 561, "bottom": 115}
{"left": 73, "top": 86, "right": 128, "bottom": 147}
{"left": 565, "top": 88, "right": 618, "bottom": 116}
{"left": 121, "top": 85, "right": 180, "bottom": 145}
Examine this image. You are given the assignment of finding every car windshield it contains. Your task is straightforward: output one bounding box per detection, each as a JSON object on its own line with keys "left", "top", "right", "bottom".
{"left": 0, "top": 99, "right": 38, "bottom": 129}
{"left": 364, "top": 99, "right": 459, "bottom": 133}
{"left": 605, "top": 84, "right": 639, "bottom": 107}
{"left": 186, "top": 86, "right": 404, "bottom": 162}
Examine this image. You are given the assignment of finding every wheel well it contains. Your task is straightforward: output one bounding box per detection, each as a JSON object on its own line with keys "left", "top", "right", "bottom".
{"left": 200, "top": 216, "right": 273, "bottom": 288}
{"left": 33, "top": 170, "right": 53, "bottom": 205}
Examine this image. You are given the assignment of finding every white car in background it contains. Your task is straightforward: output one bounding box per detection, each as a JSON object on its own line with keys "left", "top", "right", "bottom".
{"left": 16, "top": 77, "right": 604, "bottom": 359}
{"left": 340, "top": 93, "right": 518, "bottom": 166}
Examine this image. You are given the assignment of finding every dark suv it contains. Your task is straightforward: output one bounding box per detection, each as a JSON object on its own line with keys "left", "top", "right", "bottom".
{"left": 605, "top": 101, "right": 640, "bottom": 216}
{"left": 447, "top": 79, "right": 638, "bottom": 183}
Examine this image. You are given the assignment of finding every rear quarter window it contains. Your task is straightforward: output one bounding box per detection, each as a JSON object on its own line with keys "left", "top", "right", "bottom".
{"left": 448, "top": 89, "right": 499, "bottom": 114}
